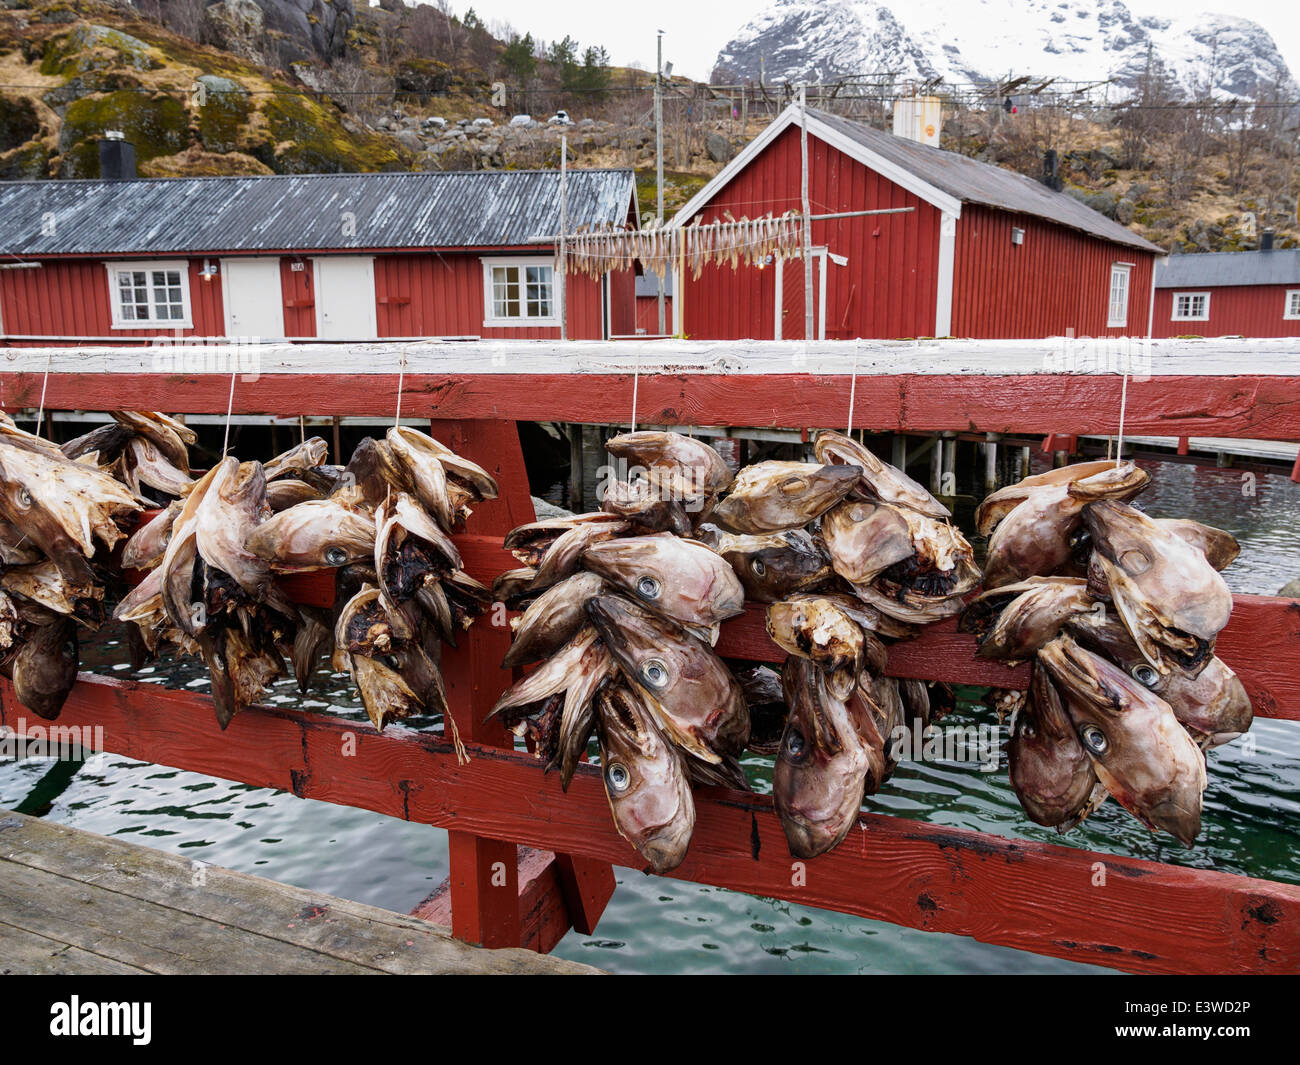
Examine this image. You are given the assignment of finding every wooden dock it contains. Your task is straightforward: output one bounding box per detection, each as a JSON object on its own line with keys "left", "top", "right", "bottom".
{"left": 0, "top": 812, "right": 599, "bottom": 976}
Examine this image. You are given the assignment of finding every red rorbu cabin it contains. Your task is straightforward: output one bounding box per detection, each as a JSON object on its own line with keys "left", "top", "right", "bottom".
{"left": 0, "top": 168, "right": 639, "bottom": 344}
{"left": 1150, "top": 244, "right": 1300, "bottom": 339}
{"left": 670, "top": 105, "right": 1162, "bottom": 341}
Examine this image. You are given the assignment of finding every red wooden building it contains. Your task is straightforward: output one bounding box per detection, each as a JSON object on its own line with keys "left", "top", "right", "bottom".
{"left": 1150, "top": 246, "right": 1300, "bottom": 338}
{"left": 0, "top": 169, "right": 638, "bottom": 344}
{"left": 670, "top": 105, "right": 1162, "bottom": 341}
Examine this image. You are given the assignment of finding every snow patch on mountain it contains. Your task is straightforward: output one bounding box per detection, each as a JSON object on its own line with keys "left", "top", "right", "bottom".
{"left": 713, "top": 0, "right": 1296, "bottom": 99}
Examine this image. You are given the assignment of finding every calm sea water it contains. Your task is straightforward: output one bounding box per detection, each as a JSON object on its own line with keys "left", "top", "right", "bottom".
{"left": 2, "top": 459, "right": 1297, "bottom": 974}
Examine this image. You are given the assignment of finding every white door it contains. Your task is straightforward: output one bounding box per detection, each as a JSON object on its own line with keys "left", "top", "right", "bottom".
{"left": 222, "top": 258, "right": 285, "bottom": 339}
{"left": 313, "top": 256, "right": 377, "bottom": 339}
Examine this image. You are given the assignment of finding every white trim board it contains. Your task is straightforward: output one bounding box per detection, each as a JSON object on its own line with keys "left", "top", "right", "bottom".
{"left": 672, "top": 105, "right": 963, "bottom": 227}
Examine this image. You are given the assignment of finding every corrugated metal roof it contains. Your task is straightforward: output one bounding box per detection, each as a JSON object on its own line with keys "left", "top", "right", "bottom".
{"left": 635, "top": 269, "right": 673, "bottom": 298}
{"left": 1155, "top": 248, "right": 1300, "bottom": 288}
{"left": 808, "top": 108, "right": 1163, "bottom": 254}
{"left": 0, "top": 170, "right": 636, "bottom": 256}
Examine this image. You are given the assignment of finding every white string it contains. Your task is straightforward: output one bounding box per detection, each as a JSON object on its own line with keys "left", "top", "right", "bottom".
{"left": 845, "top": 351, "right": 858, "bottom": 436}
{"left": 34, "top": 348, "right": 52, "bottom": 439}
{"left": 299, "top": 415, "right": 306, "bottom": 445}
{"left": 630, "top": 350, "right": 640, "bottom": 432}
{"left": 1115, "top": 367, "right": 1130, "bottom": 465}
{"left": 394, "top": 345, "right": 408, "bottom": 427}
{"left": 222, "top": 371, "right": 236, "bottom": 457}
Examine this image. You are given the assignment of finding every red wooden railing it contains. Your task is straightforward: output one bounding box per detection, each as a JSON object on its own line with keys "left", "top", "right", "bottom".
{"left": 1, "top": 361, "right": 1298, "bottom": 973}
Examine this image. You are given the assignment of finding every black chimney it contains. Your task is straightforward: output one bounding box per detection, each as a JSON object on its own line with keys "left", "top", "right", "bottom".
{"left": 98, "top": 132, "right": 136, "bottom": 181}
{"left": 1261, "top": 229, "right": 1274, "bottom": 252}
{"left": 1042, "top": 149, "right": 1063, "bottom": 192}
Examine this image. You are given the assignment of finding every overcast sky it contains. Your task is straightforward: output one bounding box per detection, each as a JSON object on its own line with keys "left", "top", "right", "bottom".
{"left": 429, "top": 0, "right": 1300, "bottom": 83}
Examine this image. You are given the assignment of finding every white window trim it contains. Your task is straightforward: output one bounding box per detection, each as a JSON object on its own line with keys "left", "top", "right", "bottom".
{"left": 1107, "top": 262, "right": 1132, "bottom": 328}
{"left": 1284, "top": 289, "right": 1300, "bottom": 321}
{"left": 1171, "top": 290, "right": 1212, "bottom": 322}
{"left": 482, "top": 256, "right": 559, "bottom": 327}
{"left": 105, "top": 260, "right": 193, "bottom": 329}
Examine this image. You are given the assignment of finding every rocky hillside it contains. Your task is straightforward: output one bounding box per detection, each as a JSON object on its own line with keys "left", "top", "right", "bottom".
{"left": 0, "top": 0, "right": 1293, "bottom": 252}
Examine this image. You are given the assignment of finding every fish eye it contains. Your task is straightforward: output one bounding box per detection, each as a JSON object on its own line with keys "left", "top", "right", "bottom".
{"left": 750, "top": 558, "right": 766, "bottom": 577}
{"left": 1080, "top": 724, "right": 1109, "bottom": 755}
{"left": 606, "top": 763, "right": 631, "bottom": 793}
{"left": 1020, "top": 719, "right": 1037, "bottom": 739}
{"left": 635, "top": 575, "right": 661, "bottom": 600}
{"left": 16, "top": 487, "right": 32, "bottom": 508}
{"left": 640, "top": 658, "right": 670, "bottom": 689}
{"left": 784, "top": 729, "right": 807, "bottom": 759}
{"left": 778, "top": 477, "right": 809, "bottom": 496}
{"left": 1119, "top": 549, "right": 1151, "bottom": 575}
{"left": 1131, "top": 664, "right": 1160, "bottom": 688}
{"left": 324, "top": 546, "right": 348, "bottom": 566}
{"left": 849, "top": 505, "right": 868, "bottom": 522}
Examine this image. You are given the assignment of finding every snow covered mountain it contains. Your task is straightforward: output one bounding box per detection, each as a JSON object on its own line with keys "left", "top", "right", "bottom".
{"left": 712, "top": 0, "right": 1296, "bottom": 100}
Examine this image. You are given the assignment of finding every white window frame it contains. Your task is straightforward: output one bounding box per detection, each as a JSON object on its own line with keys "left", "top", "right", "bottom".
{"left": 482, "top": 257, "right": 558, "bottom": 327}
{"left": 1107, "top": 262, "right": 1132, "bottom": 328}
{"left": 1171, "top": 290, "right": 1211, "bottom": 322}
{"left": 105, "top": 260, "right": 193, "bottom": 329}
{"left": 1284, "top": 289, "right": 1300, "bottom": 321}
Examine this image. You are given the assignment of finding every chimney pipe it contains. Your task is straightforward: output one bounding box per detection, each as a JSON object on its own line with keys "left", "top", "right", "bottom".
{"left": 98, "top": 131, "right": 136, "bottom": 181}
{"left": 1042, "top": 149, "right": 1063, "bottom": 192}
{"left": 1260, "top": 229, "right": 1274, "bottom": 252}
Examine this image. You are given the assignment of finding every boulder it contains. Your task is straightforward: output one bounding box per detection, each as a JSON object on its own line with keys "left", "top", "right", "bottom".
{"left": 706, "top": 130, "right": 731, "bottom": 163}
{"left": 204, "top": 0, "right": 267, "bottom": 64}
{"left": 394, "top": 130, "right": 424, "bottom": 153}
{"left": 0, "top": 93, "right": 42, "bottom": 154}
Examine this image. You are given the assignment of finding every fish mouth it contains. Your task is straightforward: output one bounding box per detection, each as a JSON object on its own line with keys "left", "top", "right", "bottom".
{"left": 584, "top": 595, "right": 629, "bottom": 648}
{"left": 1142, "top": 796, "right": 1201, "bottom": 848}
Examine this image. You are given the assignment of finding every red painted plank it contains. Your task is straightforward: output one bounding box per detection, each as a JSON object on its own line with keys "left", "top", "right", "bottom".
{"left": 6, "top": 372, "right": 1300, "bottom": 439}
{"left": 714, "top": 597, "right": 1300, "bottom": 722}
{"left": 3, "top": 673, "right": 1296, "bottom": 975}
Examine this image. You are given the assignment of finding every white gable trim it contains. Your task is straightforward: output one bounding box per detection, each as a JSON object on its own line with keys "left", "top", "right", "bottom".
{"left": 672, "top": 105, "right": 963, "bottom": 226}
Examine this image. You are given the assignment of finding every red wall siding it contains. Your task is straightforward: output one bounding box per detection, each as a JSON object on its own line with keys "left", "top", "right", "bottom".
{"left": 635, "top": 295, "right": 673, "bottom": 334}
{"left": 373, "top": 252, "right": 605, "bottom": 339}
{"left": 280, "top": 258, "right": 316, "bottom": 338}
{"left": 681, "top": 125, "right": 941, "bottom": 340}
{"left": 952, "top": 205, "right": 1156, "bottom": 338}
{"left": 1149, "top": 284, "right": 1300, "bottom": 338}
{"left": 608, "top": 268, "right": 636, "bottom": 336}
{"left": 0, "top": 259, "right": 223, "bottom": 338}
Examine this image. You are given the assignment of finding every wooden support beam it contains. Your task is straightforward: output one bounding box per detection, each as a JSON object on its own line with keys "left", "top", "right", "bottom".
{"left": 7, "top": 370, "right": 1300, "bottom": 440}
{"left": 4, "top": 674, "right": 1296, "bottom": 975}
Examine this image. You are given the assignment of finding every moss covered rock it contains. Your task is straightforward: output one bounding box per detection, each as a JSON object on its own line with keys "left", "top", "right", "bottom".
{"left": 59, "top": 91, "right": 190, "bottom": 166}
{"left": 0, "top": 93, "right": 42, "bottom": 153}
{"left": 260, "top": 92, "right": 408, "bottom": 173}
{"left": 40, "top": 24, "right": 165, "bottom": 77}
{"left": 0, "top": 138, "right": 52, "bottom": 180}
{"left": 42, "top": 71, "right": 144, "bottom": 114}
{"left": 395, "top": 59, "right": 453, "bottom": 97}
{"left": 142, "top": 145, "right": 273, "bottom": 177}
{"left": 194, "top": 75, "right": 250, "bottom": 154}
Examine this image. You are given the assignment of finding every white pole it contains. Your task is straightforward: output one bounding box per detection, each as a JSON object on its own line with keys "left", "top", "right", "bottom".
{"left": 559, "top": 134, "right": 568, "bottom": 341}
{"left": 656, "top": 30, "right": 666, "bottom": 337}
{"left": 799, "top": 84, "right": 813, "bottom": 341}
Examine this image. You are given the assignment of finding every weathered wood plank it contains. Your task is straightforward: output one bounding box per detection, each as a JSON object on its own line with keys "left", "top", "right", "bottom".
{"left": 0, "top": 921, "right": 149, "bottom": 975}
{"left": 0, "top": 813, "right": 600, "bottom": 975}
{"left": 4, "top": 679, "right": 1295, "bottom": 975}
{"left": 0, "top": 853, "right": 376, "bottom": 975}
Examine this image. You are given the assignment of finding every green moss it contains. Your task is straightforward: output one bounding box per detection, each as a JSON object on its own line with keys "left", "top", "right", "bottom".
{"left": 194, "top": 76, "right": 250, "bottom": 154}
{"left": 260, "top": 93, "right": 409, "bottom": 174}
{"left": 40, "top": 24, "right": 164, "bottom": 77}
{"left": 59, "top": 90, "right": 189, "bottom": 162}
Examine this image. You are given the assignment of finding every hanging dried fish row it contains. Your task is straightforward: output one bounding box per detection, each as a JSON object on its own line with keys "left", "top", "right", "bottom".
{"left": 0, "top": 411, "right": 151, "bottom": 719}
{"left": 558, "top": 212, "right": 806, "bottom": 281}
{"left": 489, "top": 430, "right": 747, "bottom": 874}
{"left": 698, "top": 430, "right": 977, "bottom": 859}
{"left": 959, "top": 460, "right": 1250, "bottom": 846}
